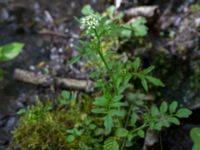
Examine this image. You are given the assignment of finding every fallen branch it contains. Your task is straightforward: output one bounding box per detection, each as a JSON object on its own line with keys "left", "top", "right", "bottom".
{"left": 125, "top": 6, "right": 159, "bottom": 18}
{"left": 14, "top": 69, "right": 52, "bottom": 86}
{"left": 55, "top": 77, "right": 93, "bottom": 92}
{"left": 14, "top": 69, "right": 94, "bottom": 92}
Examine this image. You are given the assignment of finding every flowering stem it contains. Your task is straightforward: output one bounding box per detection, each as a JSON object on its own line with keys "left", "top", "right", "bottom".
{"left": 93, "top": 29, "right": 118, "bottom": 95}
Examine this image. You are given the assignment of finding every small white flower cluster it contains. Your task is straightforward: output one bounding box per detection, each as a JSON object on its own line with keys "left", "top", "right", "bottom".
{"left": 81, "top": 14, "right": 100, "bottom": 30}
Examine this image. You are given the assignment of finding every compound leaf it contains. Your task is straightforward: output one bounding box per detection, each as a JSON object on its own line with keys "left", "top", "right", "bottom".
{"left": 104, "top": 138, "right": 119, "bottom": 150}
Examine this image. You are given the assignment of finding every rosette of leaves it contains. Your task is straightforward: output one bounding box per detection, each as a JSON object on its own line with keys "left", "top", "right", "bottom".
{"left": 147, "top": 101, "right": 192, "bottom": 130}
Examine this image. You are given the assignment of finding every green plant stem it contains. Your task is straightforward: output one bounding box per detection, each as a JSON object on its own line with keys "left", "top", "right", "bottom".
{"left": 120, "top": 122, "right": 148, "bottom": 150}
{"left": 131, "top": 123, "right": 148, "bottom": 134}
{"left": 119, "top": 106, "right": 132, "bottom": 150}
{"left": 93, "top": 29, "right": 118, "bottom": 95}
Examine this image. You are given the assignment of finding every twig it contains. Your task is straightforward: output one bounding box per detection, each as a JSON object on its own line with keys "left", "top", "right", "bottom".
{"left": 14, "top": 69, "right": 94, "bottom": 92}
{"left": 38, "top": 29, "right": 70, "bottom": 39}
